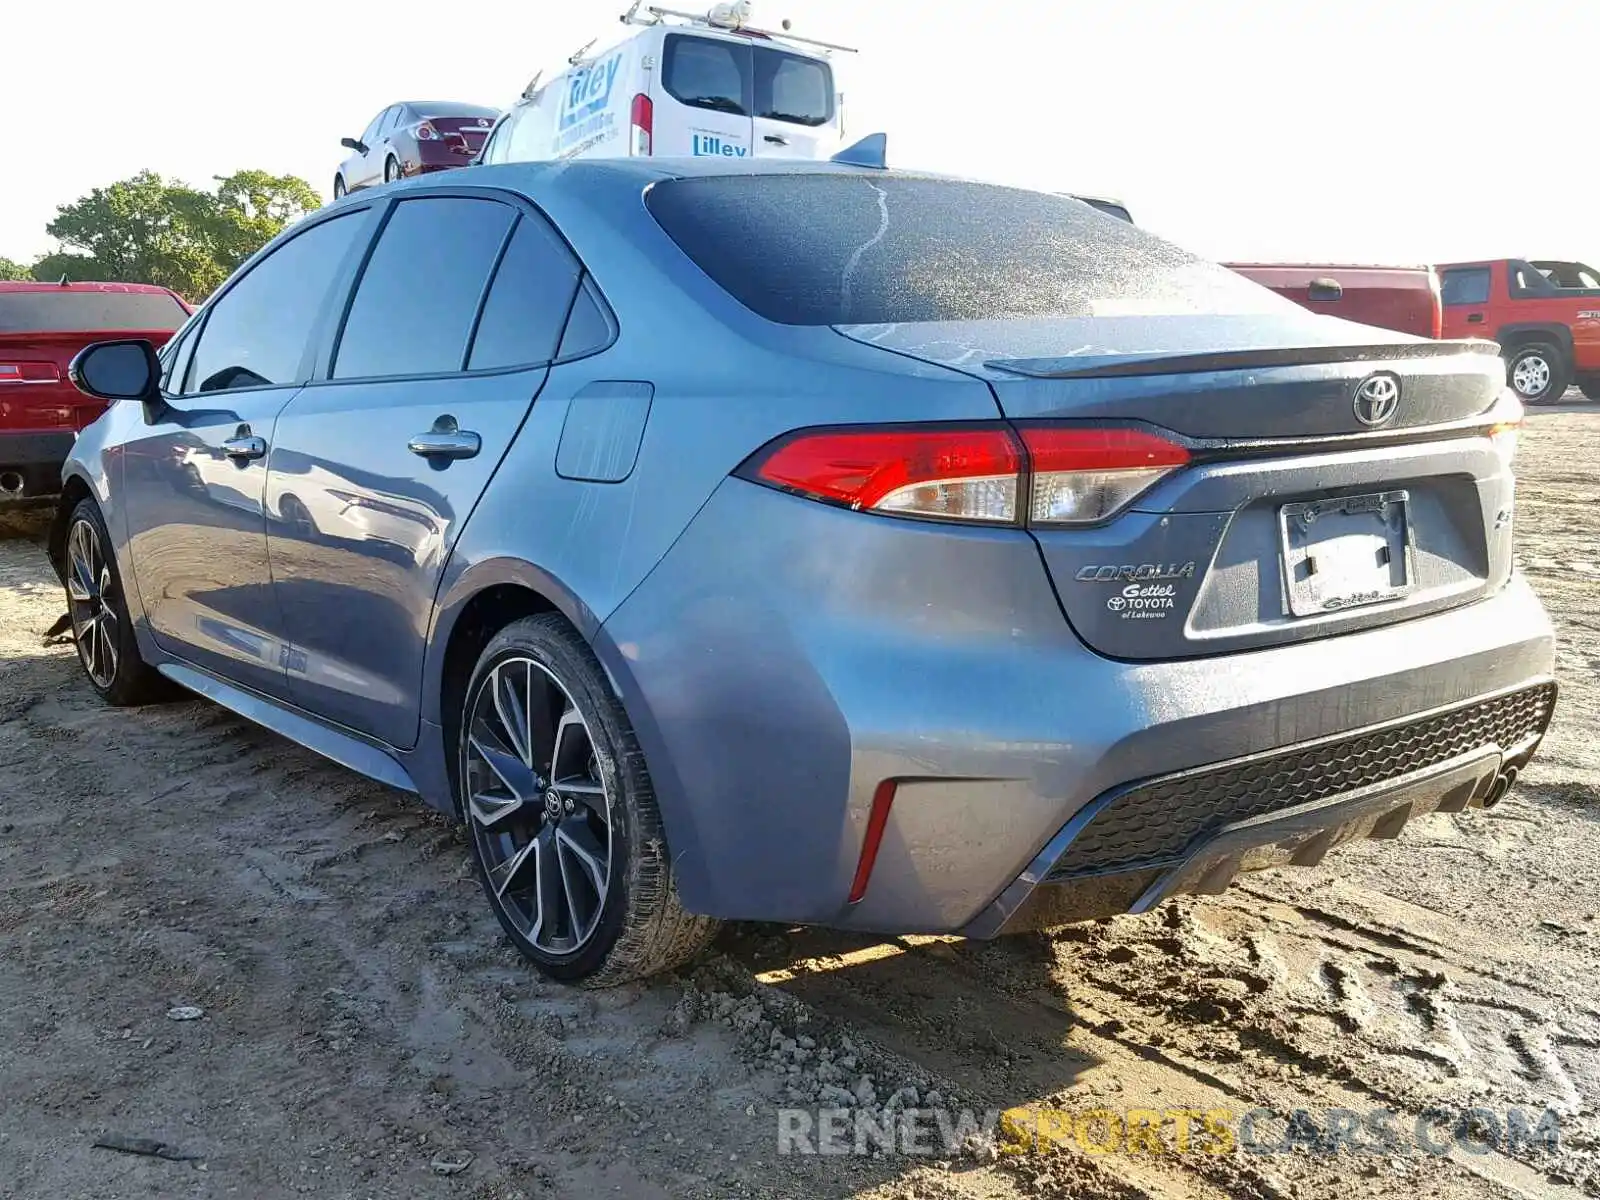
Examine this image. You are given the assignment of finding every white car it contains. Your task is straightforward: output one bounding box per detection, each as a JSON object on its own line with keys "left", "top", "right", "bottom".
{"left": 480, "top": 2, "right": 850, "bottom": 165}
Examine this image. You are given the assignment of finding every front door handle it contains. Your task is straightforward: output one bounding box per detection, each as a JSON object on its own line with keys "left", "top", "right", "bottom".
{"left": 222, "top": 434, "right": 267, "bottom": 461}
{"left": 408, "top": 415, "right": 481, "bottom": 461}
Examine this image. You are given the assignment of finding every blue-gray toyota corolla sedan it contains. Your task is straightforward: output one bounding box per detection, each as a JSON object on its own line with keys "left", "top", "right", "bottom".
{"left": 52, "top": 158, "right": 1556, "bottom": 985}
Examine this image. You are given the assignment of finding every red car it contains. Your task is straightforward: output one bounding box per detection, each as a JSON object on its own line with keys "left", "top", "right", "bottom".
{"left": 0, "top": 280, "right": 190, "bottom": 504}
{"left": 1437, "top": 258, "right": 1600, "bottom": 403}
{"left": 334, "top": 101, "right": 500, "bottom": 197}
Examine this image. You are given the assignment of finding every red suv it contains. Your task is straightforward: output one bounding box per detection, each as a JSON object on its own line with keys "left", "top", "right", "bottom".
{"left": 1437, "top": 258, "right": 1600, "bottom": 404}
{"left": 0, "top": 281, "right": 190, "bottom": 503}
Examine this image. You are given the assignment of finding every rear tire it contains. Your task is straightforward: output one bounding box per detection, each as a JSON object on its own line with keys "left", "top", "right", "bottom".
{"left": 332, "top": 175, "right": 346, "bottom": 199}
{"left": 384, "top": 156, "right": 402, "bottom": 183}
{"left": 1578, "top": 375, "right": 1600, "bottom": 402}
{"left": 62, "top": 498, "right": 168, "bottom": 706}
{"left": 458, "top": 614, "right": 719, "bottom": 986}
{"left": 1506, "top": 342, "right": 1570, "bottom": 405}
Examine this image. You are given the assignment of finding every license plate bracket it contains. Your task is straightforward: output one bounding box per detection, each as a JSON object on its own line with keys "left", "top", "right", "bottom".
{"left": 1280, "top": 490, "right": 1414, "bottom": 617}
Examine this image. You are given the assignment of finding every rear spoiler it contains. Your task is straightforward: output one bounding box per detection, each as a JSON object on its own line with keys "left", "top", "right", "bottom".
{"left": 987, "top": 339, "right": 1501, "bottom": 380}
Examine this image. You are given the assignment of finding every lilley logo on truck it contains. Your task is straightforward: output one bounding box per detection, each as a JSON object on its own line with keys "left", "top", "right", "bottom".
{"left": 691, "top": 132, "right": 749, "bottom": 157}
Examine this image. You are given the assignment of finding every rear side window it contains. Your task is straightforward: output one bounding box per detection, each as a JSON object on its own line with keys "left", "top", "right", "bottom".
{"left": 333, "top": 197, "right": 515, "bottom": 380}
{"left": 662, "top": 35, "right": 834, "bottom": 125}
{"left": 647, "top": 174, "right": 1280, "bottom": 326}
{"left": 467, "top": 216, "right": 583, "bottom": 370}
{"left": 1440, "top": 267, "right": 1490, "bottom": 306}
{"left": 0, "top": 290, "right": 187, "bottom": 334}
{"left": 185, "top": 211, "right": 364, "bottom": 393}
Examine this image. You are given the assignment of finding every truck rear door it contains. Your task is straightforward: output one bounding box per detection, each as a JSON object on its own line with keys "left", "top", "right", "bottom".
{"left": 656, "top": 32, "right": 755, "bottom": 158}
{"left": 750, "top": 44, "right": 839, "bottom": 158}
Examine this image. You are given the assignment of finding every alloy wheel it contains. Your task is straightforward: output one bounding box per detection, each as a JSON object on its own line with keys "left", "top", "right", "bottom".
{"left": 463, "top": 656, "right": 613, "bottom": 957}
{"left": 1512, "top": 353, "right": 1551, "bottom": 398}
{"left": 66, "top": 518, "right": 119, "bottom": 689}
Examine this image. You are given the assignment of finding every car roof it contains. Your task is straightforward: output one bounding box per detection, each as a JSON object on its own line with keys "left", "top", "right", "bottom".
{"left": 0, "top": 280, "right": 179, "bottom": 296}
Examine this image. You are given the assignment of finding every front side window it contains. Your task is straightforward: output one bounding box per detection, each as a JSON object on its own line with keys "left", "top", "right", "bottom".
{"left": 332, "top": 197, "right": 515, "bottom": 380}
{"left": 1439, "top": 267, "right": 1491, "bottom": 307}
{"left": 184, "top": 211, "right": 364, "bottom": 393}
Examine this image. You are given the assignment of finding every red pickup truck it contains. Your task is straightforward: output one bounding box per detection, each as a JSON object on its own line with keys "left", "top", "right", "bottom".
{"left": 1436, "top": 259, "right": 1600, "bottom": 404}
{"left": 0, "top": 280, "right": 190, "bottom": 503}
{"left": 1224, "top": 263, "right": 1442, "bottom": 340}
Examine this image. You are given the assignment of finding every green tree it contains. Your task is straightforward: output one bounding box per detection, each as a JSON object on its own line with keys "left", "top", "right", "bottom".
{"left": 0, "top": 256, "right": 32, "bottom": 281}
{"left": 36, "top": 169, "right": 320, "bottom": 302}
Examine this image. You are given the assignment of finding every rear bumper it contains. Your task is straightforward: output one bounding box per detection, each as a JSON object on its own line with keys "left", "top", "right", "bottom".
{"left": 596, "top": 479, "right": 1557, "bottom": 934}
{"left": 0, "top": 431, "right": 73, "bottom": 501}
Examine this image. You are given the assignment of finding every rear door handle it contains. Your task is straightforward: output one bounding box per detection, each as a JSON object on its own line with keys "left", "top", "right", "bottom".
{"left": 408, "top": 415, "right": 481, "bottom": 461}
{"left": 222, "top": 434, "right": 267, "bottom": 461}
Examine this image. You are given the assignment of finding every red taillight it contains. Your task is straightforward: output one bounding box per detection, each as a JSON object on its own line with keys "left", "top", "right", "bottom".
{"left": 744, "top": 423, "right": 1189, "bottom": 526}
{"left": 415, "top": 121, "right": 439, "bottom": 141}
{"left": 1020, "top": 426, "right": 1190, "bottom": 526}
{"left": 0, "top": 362, "right": 61, "bottom": 384}
{"left": 629, "top": 93, "right": 653, "bottom": 156}
{"left": 753, "top": 426, "right": 1022, "bottom": 524}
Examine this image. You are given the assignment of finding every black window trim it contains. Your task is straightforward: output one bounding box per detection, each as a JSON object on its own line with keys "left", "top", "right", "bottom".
{"left": 1507, "top": 258, "right": 1560, "bottom": 300}
{"left": 177, "top": 201, "right": 381, "bottom": 397}
{"left": 305, "top": 183, "right": 618, "bottom": 390}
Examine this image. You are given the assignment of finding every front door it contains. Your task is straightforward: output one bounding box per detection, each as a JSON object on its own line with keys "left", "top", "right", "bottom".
{"left": 118, "top": 207, "right": 372, "bottom": 696}
{"left": 265, "top": 193, "right": 583, "bottom": 748}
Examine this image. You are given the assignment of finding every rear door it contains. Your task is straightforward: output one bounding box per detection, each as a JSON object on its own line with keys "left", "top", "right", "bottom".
{"left": 656, "top": 32, "right": 754, "bottom": 157}
{"left": 265, "top": 190, "right": 584, "bottom": 749}
{"left": 1439, "top": 264, "right": 1492, "bottom": 339}
{"left": 750, "top": 43, "right": 838, "bottom": 158}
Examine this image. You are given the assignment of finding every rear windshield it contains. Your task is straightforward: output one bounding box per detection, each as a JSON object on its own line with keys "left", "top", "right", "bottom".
{"left": 662, "top": 35, "right": 834, "bottom": 127}
{"left": 411, "top": 102, "right": 498, "bottom": 119}
{"left": 646, "top": 175, "right": 1284, "bottom": 326}
{"left": 0, "top": 290, "right": 187, "bottom": 334}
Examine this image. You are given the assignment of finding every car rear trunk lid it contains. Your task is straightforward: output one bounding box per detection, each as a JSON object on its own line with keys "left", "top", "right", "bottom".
{"left": 835, "top": 315, "right": 1515, "bottom": 661}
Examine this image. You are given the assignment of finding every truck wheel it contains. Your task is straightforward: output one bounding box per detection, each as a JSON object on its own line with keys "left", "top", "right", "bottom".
{"left": 1578, "top": 375, "right": 1600, "bottom": 402}
{"left": 1506, "top": 343, "right": 1569, "bottom": 405}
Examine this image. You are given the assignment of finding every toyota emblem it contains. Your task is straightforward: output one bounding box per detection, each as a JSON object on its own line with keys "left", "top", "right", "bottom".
{"left": 1353, "top": 373, "right": 1401, "bottom": 426}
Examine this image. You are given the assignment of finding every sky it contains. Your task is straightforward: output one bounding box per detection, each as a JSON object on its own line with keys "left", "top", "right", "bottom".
{"left": 3, "top": 0, "right": 1597, "bottom": 270}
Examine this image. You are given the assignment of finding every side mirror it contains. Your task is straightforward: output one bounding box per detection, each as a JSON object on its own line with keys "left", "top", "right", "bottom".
{"left": 69, "top": 339, "right": 165, "bottom": 421}
{"left": 341, "top": 137, "right": 368, "bottom": 153}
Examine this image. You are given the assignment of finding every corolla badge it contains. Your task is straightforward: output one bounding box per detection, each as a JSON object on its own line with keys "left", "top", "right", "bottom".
{"left": 1353, "top": 372, "right": 1401, "bottom": 427}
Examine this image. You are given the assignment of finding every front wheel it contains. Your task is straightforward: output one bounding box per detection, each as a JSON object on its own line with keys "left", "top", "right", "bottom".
{"left": 458, "top": 614, "right": 719, "bottom": 986}
{"left": 1506, "top": 342, "right": 1570, "bottom": 405}
{"left": 63, "top": 499, "right": 168, "bottom": 705}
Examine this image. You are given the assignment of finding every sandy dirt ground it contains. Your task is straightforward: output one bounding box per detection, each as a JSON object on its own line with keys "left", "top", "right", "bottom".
{"left": 1, "top": 398, "right": 1596, "bottom": 1200}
